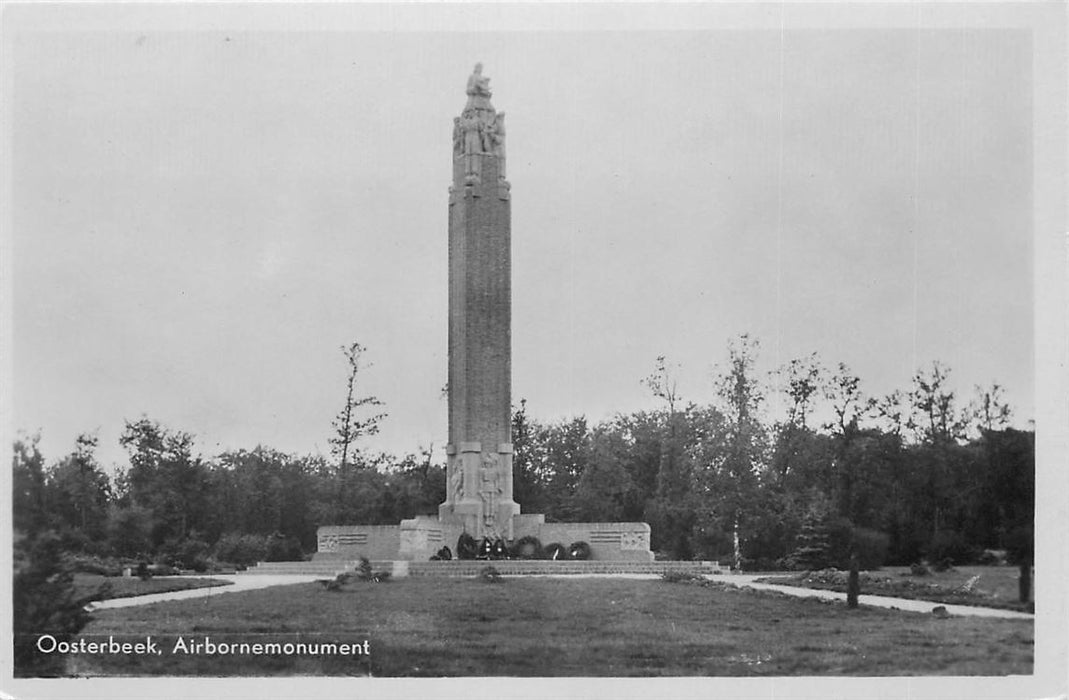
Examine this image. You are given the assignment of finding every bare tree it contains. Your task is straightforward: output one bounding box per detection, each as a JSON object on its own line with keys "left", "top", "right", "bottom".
{"left": 330, "top": 342, "right": 387, "bottom": 473}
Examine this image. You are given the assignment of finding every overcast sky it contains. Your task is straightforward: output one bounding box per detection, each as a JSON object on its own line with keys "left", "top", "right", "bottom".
{"left": 7, "top": 11, "right": 1038, "bottom": 471}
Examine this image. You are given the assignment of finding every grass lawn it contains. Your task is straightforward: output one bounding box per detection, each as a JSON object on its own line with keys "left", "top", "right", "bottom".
{"left": 756, "top": 565, "right": 1033, "bottom": 612}
{"left": 73, "top": 574, "right": 233, "bottom": 602}
{"left": 67, "top": 577, "right": 1032, "bottom": 677}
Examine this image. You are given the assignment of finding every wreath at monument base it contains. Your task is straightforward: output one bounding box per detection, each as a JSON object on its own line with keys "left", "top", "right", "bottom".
{"left": 456, "top": 533, "right": 478, "bottom": 560}
{"left": 542, "top": 542, "right": 567, "bottom": 560}
{"left": 568, "top": 541, "right": 592, "bottom": 561}
{"left": 429, "top": 546, "right": 453, "bottom": 561}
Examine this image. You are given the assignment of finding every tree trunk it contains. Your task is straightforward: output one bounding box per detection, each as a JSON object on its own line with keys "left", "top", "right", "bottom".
{"left": 847, "top": 552, "right": 860, "bottom": 609}
{"left": 1018, "top": 562, "right": 1031, "bottom": 603}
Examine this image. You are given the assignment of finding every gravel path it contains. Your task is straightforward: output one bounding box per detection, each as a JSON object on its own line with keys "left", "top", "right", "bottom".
{"left": 85, "top": 571, "right": 1034, "bottom": 620}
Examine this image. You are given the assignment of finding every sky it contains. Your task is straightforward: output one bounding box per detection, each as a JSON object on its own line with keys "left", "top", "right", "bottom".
{"left": 5, "top": 8, "right": 1039, "bottom": 473}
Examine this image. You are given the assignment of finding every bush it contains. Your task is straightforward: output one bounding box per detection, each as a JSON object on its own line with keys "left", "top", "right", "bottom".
{"left": 568, "top": 541, "right": 591, "bottom": 561}
{"left": 511, "top": 535, "right": 542, "bottom": 560}
{"left": 477, "top": 565, "right": 503, "bottom": 583}
{"left": 161, "top": 536, "right": 211, "bottom": 572}
{"left": 662, "top": 570, "right": 705, "bottom": 584}
{"left": 13, "top": 531, "right": 102, "bottom": 676}
{"left": 106, "top": 505, "right": 153, "bottom": 559}
{"left": 213, "top": 533, "right": 269, "bottom": 568}
{"left": 910, "top": 562, "right": 930, "bottom": 576}
{"left": 355, "top": 557, "right": 391, "bottom": 583}
{"left": 978, "top": 549, "right": 1008, "bottom": 566}
{"left": 825, "top": 519, "right": 889, "bottom": 570}
{"left": 926, "top": 530, "right": 976, "bottom": 565}
{"left": 266, "top": 534, "right": 304, "bottom": 562}
{"left": 66, "top": 554, "right": 123, "bottom": 577}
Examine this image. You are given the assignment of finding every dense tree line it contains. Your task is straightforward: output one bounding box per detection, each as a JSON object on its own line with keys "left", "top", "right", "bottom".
{"left": 12, "top": 336, "right": 1032, "bottom": 574}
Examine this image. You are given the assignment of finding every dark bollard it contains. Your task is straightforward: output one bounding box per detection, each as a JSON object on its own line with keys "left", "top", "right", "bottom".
{"left": 847, "top": 552, "right": 860, "bottom": 609}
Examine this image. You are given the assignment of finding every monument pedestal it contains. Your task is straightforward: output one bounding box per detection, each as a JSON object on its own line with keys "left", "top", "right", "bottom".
{"left": 316, "top": 517, "right": 654, "bottom": 563}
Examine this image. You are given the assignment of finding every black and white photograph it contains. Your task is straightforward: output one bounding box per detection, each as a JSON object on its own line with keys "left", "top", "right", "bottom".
{"left": 2, "top": 3, "right": 1066, "bottom": 698}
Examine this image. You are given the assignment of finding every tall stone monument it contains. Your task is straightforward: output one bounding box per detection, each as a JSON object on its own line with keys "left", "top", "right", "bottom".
{"left": 438, "top": 63, "right": 520, "bottom": 540}
{"left": 315, "top": 65, "right": 652, "bottom": 562}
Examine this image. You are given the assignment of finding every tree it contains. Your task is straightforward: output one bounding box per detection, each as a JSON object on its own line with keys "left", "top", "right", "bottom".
{"left": 13, "top": 531, "right": 99, "bottom": 676}
{"left": 13, "top": 432, "right": 48, "bottom": 532}
{"left": 573, "top": 425, "right": 634, "bottom": 522}
{"left": 781, "top": 353, "right": 825, "bottom": 432}
{"left": 712, "top": 335, "right": 769, "bottom": 568}
{"left": 46, "top": 433, "right": 112, "bottom": 541}
{"left": 119, "top": 418, "right": 208, "bottom": 547}
{"left": 907, "top": 361, "right": 969, "bottom": 446}
{"left": 967, "top": 383, "right": 1013, "bottom": 436}
{"left": 330, "top": 342, "right": 387, "bottom": 474}
{"left": 512, "top": 400, "right": 550, "bottom": 515}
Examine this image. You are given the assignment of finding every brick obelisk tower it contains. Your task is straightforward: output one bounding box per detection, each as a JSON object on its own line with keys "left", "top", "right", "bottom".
{"left": 439, "top": 64, "right": 520, "bottom": 539}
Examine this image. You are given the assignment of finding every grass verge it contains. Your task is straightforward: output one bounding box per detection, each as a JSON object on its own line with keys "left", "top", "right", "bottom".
{"left": 55, "top": 576, "right": 1034, "bottom": 677}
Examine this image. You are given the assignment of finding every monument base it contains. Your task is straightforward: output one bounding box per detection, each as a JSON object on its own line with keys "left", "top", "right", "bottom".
{"left": 314, "top": 515, "right": 654, "bottom": 562}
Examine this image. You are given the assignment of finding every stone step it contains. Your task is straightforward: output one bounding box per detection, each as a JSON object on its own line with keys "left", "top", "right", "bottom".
{"left": 241, "top": 560, "right": 721, "bottom": 577}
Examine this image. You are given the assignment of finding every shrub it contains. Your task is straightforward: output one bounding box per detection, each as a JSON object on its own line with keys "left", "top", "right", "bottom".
{"left": 511, "top": 535, "right": 542, "bottom": 560}
{"left": 13, "top": 531, "right": 102, "bottom": 676}
{"left": 161, "top": 536, "right": 211, "bottom": 572}
{"left": 266, "top": 534, "right": 304, "bottom": 562}
{"left": 825, "top": 519, "right": 889, "bottom": 570}
{"left": 66, "top": 554, "right": 123, "bottom": 577}
{"left": 926, "top": 530, "right": 976, "bottom": 565}
{"left": 662, "top": 570, "right": 704, "bottom": 584}
{"left": 568, "top": 541, "right": 591, "bottom": 561}
{"left": 477, "top": 565, "right": 503, "bottom": 583}
{"left": 213, "top": 533, "right": 269, "bottom": 568}
{"left": 910, "top": 562, "right": 931, "bottom": 576}
{"left": 978, "top": 549, "right": 1008, "bottom": 566}
{"left": 355, "top": 557, "right": 391, "bottom": 583}
{"left": 106, "top": 505, "right": 153, "bottom": 559}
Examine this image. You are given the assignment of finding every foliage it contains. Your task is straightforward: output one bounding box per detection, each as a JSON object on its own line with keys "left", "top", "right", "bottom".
{"left": 9, "top": 337, "right": 1033, "bottom": 588}
{"left": 477, "top": 565, "right": 504, "bottom": 583}
{"left": 355, "top": 557, "right": 391, "bottom": 583}
{"left": 13, "top": 531, "right": 102, "bottom": 677}
{"left": 213, "top": 533, "right": 270, "bottom": 568}
{"left": 661, "top": 570, "right": 706, "bottom": 584}
{"left": 927, "top": 530, "right": 977, "bottom": 566}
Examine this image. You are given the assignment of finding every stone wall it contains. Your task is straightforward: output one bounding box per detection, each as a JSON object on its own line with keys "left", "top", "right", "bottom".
{"left": 314, "top": 525, "right": 401, "bottom": 561}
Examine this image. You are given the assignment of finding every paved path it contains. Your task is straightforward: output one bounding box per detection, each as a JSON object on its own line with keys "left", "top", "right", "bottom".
{"left": 86, "top": 575, "right": 322, "bottom": 610}
{"left": 86, "top": 572, "right": 1034, "bottom": 620}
